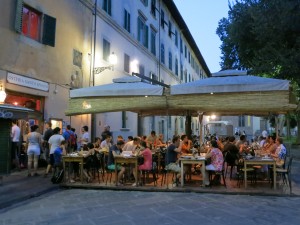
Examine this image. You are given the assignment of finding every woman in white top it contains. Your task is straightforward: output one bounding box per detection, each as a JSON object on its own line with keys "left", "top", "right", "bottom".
{"left": 44, "top": 127, "right": 65, "bottom": 177}
{"left": 27, "top": 125, "right": 42, "bottom": 176}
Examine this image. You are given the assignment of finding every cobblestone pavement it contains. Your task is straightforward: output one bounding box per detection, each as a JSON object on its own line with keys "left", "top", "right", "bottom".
{"left": 0, "top": 189, "right": 300, "bottom": 225}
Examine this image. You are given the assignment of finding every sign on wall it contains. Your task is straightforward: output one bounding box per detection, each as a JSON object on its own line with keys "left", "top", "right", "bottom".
{"left": 7, "top": 72, "right": 49, "bottom": 92}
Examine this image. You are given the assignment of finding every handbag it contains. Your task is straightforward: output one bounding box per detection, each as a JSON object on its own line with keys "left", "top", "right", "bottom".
{"left": 137, "top": 156, "right": 144, "bottom": 165}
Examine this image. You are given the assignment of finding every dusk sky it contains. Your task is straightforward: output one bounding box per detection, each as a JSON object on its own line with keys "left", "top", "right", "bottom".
{"left": 173, "top": 0, "right": 230, "bottom": 73}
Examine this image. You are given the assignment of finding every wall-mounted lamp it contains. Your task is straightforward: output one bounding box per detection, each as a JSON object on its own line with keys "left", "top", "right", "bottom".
{"left": 0, "top": 84, "right": 7, "bottom": 104}
{"left": 94, "top": 52, "right": 117, "bottom": 74}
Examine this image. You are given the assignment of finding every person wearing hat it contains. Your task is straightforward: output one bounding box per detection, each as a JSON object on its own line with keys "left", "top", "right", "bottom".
{"left": 107, "top": 140, "right": 125, "bottom": 186}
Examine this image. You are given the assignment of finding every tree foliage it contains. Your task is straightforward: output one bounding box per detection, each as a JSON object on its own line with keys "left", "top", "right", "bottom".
{"left": 217, "top": 0, "right": 300, "bottom": 85}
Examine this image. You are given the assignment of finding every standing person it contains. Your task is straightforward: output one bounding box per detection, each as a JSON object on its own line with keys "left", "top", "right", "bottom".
{"left": 79, "top": 125, "right": 90, "bottom": 149}
{"left": 101, "top": 125, "right": 112, "bottom": 143}
{"left": 26, "top": 125, "right": 42, "bottom": 176}
{"left": 43, "top": 122, "right": 53, "bottom": 164}
{"left": 44, "top": 127, "right": 65, "bottom": 177}
{"left": 11, "top": 120, "right": 21, "bottom": 170}
{"left": 70, "top": 128, "right": 78, "bottom": 151}
{"left": 63, "top": 125, "right": 75, "bottom": 153}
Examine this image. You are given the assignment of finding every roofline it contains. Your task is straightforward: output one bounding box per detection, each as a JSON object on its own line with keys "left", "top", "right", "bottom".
{"left": 163, "top": 0, "right": 211, "bottom": 77}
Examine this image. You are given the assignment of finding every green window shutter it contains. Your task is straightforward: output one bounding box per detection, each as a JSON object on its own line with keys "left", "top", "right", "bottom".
{"left": 14, "top": 0, "right": 23, "bottom": 33}
{"left": 42, "top": 14, "right": 56, "bottom": 47}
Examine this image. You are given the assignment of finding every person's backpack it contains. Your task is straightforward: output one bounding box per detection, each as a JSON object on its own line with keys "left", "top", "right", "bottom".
{"left": 67, "top": 131, "right": 76, "bottom": 148}
{"left": 51, "top": 169, "right": 64, "bottom": 184}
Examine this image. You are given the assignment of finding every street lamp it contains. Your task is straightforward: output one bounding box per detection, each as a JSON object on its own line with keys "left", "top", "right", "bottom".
{"left": 93, "top": 52, "right": 117, "bottom": 74}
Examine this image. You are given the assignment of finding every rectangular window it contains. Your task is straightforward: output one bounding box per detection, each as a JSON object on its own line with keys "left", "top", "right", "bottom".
{"left": 124, "top": 53, "right": 130, "bottom": 73}
{"left": 174, "top": 30, "right": 178, "bottom": 47}
{"left": 184, "top": 70, "right": 187, "bottom": 83}
{"left": 102, "top": 0, "right": 112, "bottom": 16}
{"left": 122, "top": 111, "right": 127, "bottom": 128}
{"left": 168, "top": 52, "right": 172, "bottom": 71}
{"left": 180, "top": 38, "right": 183, "bottom": 53}
{"left": 180, "top": 117, "right": 184, "bottom": 129}
{"left": 140, "top": 0, "right": 148, "bottom": 6}
{"left": 139, "top": 65, "right": 145, "bottom": 76}
{"left": 184, "top": 45, "right": 187, "bottom": 58}
{"left": 168, "top": 21, "right": 172, "bottom": 37}
{"left": 124, "top": 9, "right": 130, "bottom": 33}
{"left": 15, "top": 2, "right": 56, "bottom": 47}
{"left": 188, "top": 51, "right": 191, "bottom": 63}
{"left": 238, "top": 116, "right": 246, "bottom": 127}
{"left": 22, "top": 5, "right": 41, "bottom": 41}
{"left": 137, "top": 16, "right": 148, "bottom": 48}
{"left": 160, "top": 43, "right": 165, "bottom": 64}
{"left": 150, "top": 28, "right": 156, "bottom": 56}
{"left": 103, "top": 39, "right": 110, "bottom": 61}
{"left": 150, "top": 72, "right": 158, "bottom": 85}
{"left": 180, "top": 64, "right": 183, "bottom": 80}
{"left": 151, "top": 0, "right": 156, "bottom": 17}
{"left": 168, "top": 116, "right": 172, "bottom": 129}
{"left": 160, "top": 10, "right": 165, "bottom": 29}
{"left": 175, "top": 58, "right": 178, "bottom": 76}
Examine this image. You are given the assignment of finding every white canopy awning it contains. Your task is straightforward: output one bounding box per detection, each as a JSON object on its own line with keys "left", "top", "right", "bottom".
{"left": 171, "top": 75, "right": 290, "bottom": 95}
{"left": 70, "top": 76, "right": 163, "bottom": 98}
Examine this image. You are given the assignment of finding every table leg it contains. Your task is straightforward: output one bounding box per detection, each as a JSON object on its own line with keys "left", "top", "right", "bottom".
{"left": 135, "top": 162, "right": 138, "bottom": 186}
{"left": 80, "top": 160, "right": 83, "bottom": 184}
{"left": 63, "top": 160, "right": 66, "bottom": 183}
{"left": 273, "top": 163, "right": 276, "bottom": 190}
{"left": 201, "top": 161, "right": 205, "bottom": 186}
{"left": 181, "top": 163, "right": 184, "bottom": 187}
{"left": 244, "top": 162, "right": 247, "bottom": 188}
{"left": 114, "top": 163, "right": 117, "bottom": 186}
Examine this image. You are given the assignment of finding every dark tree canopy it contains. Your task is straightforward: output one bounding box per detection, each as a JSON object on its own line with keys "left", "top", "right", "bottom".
{"left": 217, "top": 0, "right": 300, "bottom": 85}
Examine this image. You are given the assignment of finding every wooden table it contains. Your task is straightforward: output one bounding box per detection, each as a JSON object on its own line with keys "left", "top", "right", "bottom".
{"left": 62, "top": 155, "right": 84, "bottom": 183}
{"left": 179, "top": 157, "right": 206, "bottom": 187}
{"left": 244, "top": 157, "right": 277, "bottom": 189}
{"left": 114, "top": 155, "right": 138, "bottom": 186}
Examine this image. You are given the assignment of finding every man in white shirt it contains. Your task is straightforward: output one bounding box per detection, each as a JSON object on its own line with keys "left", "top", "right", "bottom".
{"left": 80, "top": 126, "right": 90, "bottom": 149}
{"left": 11, "top": 120, "right": 21, "bottom": 170}
{"left": 122, "top": 137, "right": 141, "bottom": 154}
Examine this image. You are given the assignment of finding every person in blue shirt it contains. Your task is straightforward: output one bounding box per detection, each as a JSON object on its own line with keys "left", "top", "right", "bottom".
{"left": 53, "top": 140, "right": 67, "bottom": 169}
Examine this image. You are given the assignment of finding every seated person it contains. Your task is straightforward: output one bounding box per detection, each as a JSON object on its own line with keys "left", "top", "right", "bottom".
{"left": 271, "top": 137, "right": 287, "bottom": 168}
{"left": 122, "top": 137, "right": 141, "bottom": 154}
{"left": 156, "top": 134, "right": 167, "bottom": 148}
{"left": 181, "top": 135, "right": 192, "bottom": 154}
{"left": 165, "top": 136, "right": 182, "bottom": 182}
{"left": 79, "top": 143, "right": 100, "bottom": 183}
{"left": 138, "top": 141, "right": 153, "bottom": 171}
{"left": 204, "top": 140, "right": 224, "bottom": 186}
{"left": 223, "top": 136, "right": 239, "bottom": 166}
{"left": 107, "top": 140, "right": 126, "bottom": 186}
{"left": 132, "top": 141, "right": 153, "bottom": 184}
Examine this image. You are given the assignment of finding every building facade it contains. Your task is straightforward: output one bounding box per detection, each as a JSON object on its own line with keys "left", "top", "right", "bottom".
{"left": 0, "top": 0, "right": 210, "bottom": 154}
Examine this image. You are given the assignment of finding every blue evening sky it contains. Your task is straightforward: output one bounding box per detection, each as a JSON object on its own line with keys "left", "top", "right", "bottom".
{"left": 173, "top": 0, "right": 230, "bottom": 73}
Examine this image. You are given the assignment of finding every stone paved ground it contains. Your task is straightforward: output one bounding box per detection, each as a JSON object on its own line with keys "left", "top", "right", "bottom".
{"left": 0, "top": 189, "right": 300, "bottom": 225}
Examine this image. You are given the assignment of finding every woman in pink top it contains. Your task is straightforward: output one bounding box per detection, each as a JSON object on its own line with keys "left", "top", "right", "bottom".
{"left": 204, "top": 140, "right": 224, "bottom": 186}
{"left": 139, "top": 141, "right": 152, "bottom": 171}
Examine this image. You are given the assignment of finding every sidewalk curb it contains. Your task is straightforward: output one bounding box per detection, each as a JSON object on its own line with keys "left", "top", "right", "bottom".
{"left": 0, "top": 185, "right": 60, "bottom": 210}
